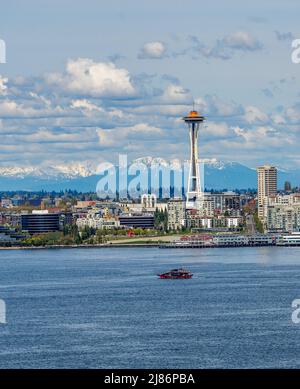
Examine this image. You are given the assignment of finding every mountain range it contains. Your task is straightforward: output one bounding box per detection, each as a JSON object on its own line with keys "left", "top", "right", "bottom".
{"left": 0, "top": 158, "right": 298, "bottom": 192}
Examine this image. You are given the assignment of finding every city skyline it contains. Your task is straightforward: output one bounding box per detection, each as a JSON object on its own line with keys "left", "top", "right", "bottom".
{"left": 0, "top": 1, "right": 300, "bottom": 171}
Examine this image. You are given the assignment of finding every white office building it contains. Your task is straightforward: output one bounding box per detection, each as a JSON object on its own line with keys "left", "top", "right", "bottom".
{"left": 76, "top": 211, "right": 120, "bottom": 230}
{"left": 167, "top": 198, "right": 186, "bottom": 230}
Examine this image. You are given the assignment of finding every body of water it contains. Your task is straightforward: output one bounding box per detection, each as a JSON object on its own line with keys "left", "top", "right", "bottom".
{"left": 0, "top": 246, "right": 300, "bottom": 368}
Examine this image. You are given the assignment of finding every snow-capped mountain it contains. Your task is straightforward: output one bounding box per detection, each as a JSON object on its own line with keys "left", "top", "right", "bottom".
{"left": 0, "top": 162, "right": 98, "bottom": 180}
{"left": 0, "top": 158, "right": 298, "bottom": 191}
{"left": 133, "top": 157, "right": 170, "bottom": 167}
{"left": 0, "top": 157, "right": 230, "bottom": 179}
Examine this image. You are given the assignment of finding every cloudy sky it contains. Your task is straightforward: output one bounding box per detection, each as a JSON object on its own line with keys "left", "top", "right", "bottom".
{"left": 0, "top": 0, "right": 300, "bottom": 169}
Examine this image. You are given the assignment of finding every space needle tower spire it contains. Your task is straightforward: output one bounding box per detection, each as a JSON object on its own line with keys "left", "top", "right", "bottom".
{"left": 183, "top": 109, "right": 205, "bottom": 209}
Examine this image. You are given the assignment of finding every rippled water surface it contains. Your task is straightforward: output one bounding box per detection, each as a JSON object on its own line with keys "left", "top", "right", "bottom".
{"left": 0, "top": 246, "right": 300, "bottom": 368}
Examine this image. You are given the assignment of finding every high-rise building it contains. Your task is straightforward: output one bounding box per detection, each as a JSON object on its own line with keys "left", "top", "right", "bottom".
{"left": 284, "top": 181, "right": 292, "bottom": 193}
{"left": 167, "top": 198, "right": 186, "bottom": 230}
{"left": 267, "top": 204, "right": 300, "bottom": 233}
{"left": 183, "top": 110, "right": 205, "bottom": 210}
{"left": 256, "top": 165, "right": 277, "bottom": 221}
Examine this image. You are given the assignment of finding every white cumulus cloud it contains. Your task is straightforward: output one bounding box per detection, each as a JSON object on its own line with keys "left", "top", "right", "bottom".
{"left": 0, "top": 75, "right": 8, "bottom": 95}
{"left": 46, "top": 58, "right": 136, "bottom": 98}
{"left": 97, "top": 123, "right": 163, "bottom": 148}
{"left": 71, "top": 99, "right": 104, "bottom": 112}
{"left": 244, "top": 106, "right": 269, "bottom": 124}
{"left": 223, "top": 31, "right": 263, "bottom": 51}
{"left": 160, "top": 84, "right": 192, "bottom": 104}
{"left": 138, "top": 41, "right": 167, "bottom": 59}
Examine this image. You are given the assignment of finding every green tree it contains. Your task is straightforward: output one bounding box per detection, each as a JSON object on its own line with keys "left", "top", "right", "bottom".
{"left": 253, "top": 212, "right": 264, "bottom": 233}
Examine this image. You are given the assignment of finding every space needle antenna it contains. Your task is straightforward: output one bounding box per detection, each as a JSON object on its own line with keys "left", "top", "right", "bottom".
{"left": 182, "top": 107, "right": 205, "bottom": 210}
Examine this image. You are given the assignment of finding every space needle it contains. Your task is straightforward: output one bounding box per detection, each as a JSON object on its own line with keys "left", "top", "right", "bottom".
{"left": 183, "top": 110, "right": 205, "bottom": 210}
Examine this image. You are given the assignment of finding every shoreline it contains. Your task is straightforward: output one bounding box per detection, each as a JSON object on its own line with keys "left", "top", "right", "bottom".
{"left": 0, "top": 243, "right": 161, "bottom": 250}
{"left": 0, "top": 243, "right": 299, "bottom": 250}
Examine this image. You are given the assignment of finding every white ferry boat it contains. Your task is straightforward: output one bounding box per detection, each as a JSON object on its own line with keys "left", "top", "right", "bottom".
{"left": 276, "top": 232, "right": 300, "bottom": 246}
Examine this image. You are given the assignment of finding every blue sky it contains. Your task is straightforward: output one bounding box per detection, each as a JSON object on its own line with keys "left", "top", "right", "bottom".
{"left": 0, "top": 0, "right": 300, "bottom": 169}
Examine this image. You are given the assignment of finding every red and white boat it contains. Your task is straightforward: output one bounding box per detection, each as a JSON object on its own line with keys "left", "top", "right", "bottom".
{"left": 158, "top": 268, "right": 193, "bottom": 279}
